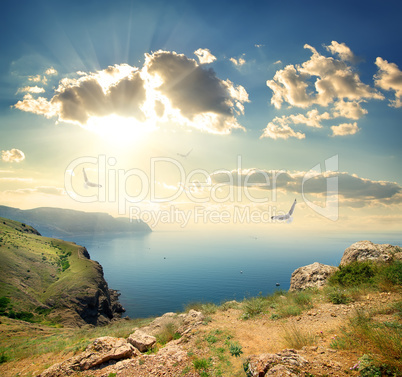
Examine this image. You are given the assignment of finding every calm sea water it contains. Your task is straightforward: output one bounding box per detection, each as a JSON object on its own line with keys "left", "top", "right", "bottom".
{"left": 68, "top": 230, "right": 401, "bottom": 319}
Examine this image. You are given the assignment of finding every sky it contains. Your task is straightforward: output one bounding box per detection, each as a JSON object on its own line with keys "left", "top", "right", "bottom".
{"left": 0, "top": 0, "right": 401, "bottom": 234}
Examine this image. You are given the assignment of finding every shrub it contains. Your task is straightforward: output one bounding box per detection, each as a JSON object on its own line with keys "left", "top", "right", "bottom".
{"left": 329, "top": 261, "right": 378, "bottom": 287}
{"left": 0, "top": 297, "right": 10, "bottom": 315}
{"left": 379, "top": 261, "right": 402, "bottom": 286}
{"left": 193, "top": 357, "right": 211, "bottom": 370}
{"left": 242, "top": 297, "right": 267, "bottom": 319}
{"left": 228, "top": 342, "right": 243, "bottom": 357}
{"left": 327, "top": 288, "right": 351, "bottom": 305}
{"left": 0, "top": 353, "right": 8, "bottom": 364}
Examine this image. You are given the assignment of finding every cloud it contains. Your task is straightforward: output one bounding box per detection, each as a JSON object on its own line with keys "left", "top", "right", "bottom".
{"left": 16, "top": 86, "right": 45, "bottom": 94}
{"left": 14, "top": 50, "right": 249, "bottom": 135}
{"left": 324, "top": 41, "right": 357, "bottom": 62}
{"left": 194, "top": 48, "right": 217, "bottom": 64}
{"left": 260, "top": 118, "right": 306, "bottom": 140}
{"left": 267, "top": 43, "right": 383, "bottom": 109}
{"left": 260, "top": 109, "right": 331, "bottom": 140}
{"left": 262, "top": 41, "right": 383, "bottom": 140}
{"left": 1, "top": 149, "right": 25, "bottom": 163}
{"left": 331, "top": 122, "right": 360, "bottom": 136}
{"left": 230, "top": 57, "right": 246, "bottom": 66}
{"left": 45, "top": 67, "right": 58, "bottom": 76}
{"left": 209, "top": 168, "right": 402, "bottom": 206}
{"left": 331, "top": 99, "right": 367, "bottom": 120}
{"left": 374, "top": 57, "right": 402, "bottom": 107}
{"left": 7, "top": 186, "right": 65, "bottom": 196}
{"left": 14, "top": 94, "right": 58, "bottom": 118}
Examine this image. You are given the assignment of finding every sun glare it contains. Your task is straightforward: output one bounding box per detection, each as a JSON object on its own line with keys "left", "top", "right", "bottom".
{"left": 84, "top": 115, "right": 157, "bottom": 146}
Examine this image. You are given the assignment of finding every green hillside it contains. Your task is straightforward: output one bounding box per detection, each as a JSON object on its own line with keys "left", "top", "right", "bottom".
{"left": 0, "top": 217, "right": 123, "bottom": 326}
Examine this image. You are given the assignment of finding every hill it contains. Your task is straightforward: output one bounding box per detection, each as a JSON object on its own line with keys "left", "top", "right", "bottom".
{"left": 0, "top": 205, "right": 151, "bottom": 238}
{"left": 0, "top": 217, "right": 124, "bottom": 327}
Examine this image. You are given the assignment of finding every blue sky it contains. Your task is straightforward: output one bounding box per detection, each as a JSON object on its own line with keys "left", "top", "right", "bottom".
{"left": 1, "top": 0, "right": 401, "bottom": 233}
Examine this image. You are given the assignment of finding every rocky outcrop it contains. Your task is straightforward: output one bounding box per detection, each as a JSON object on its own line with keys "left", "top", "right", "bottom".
{"left": 39, "top": 336, "right": 139, "bottom": 377}
{"left": 289, "top": 262, "right": 338, "bottom": 291}
{"left": 39, "top": 310, "right": 204, "bottom": 376}
{"left": 340, "top": 240, "right": 401, "bottom": 266}
{"left": 244, "top": 349, "right": 308, "bottom": 376}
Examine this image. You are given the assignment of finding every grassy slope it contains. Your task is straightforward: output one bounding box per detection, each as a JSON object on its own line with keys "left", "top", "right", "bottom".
{"left": 0, "top": 217, "right": 99, "bottom": 317}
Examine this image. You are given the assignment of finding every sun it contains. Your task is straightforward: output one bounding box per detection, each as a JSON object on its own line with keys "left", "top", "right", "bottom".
{"left": 84, "top": 114, "right": 157, "bottom": 146}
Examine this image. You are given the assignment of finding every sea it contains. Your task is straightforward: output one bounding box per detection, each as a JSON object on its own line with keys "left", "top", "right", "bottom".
{"left": 65, "top": 230, "right": 401, "bottom": 319}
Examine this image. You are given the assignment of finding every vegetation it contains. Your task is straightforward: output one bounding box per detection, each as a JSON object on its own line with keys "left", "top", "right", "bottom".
{"left": 282, "top": 322, "right": 317, "bottom": 349}
{"left": 0, "top": 217, "right": 107, "bottom": 325}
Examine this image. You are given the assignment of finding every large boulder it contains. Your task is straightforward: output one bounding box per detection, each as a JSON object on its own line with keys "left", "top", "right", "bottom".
{"left": 39, "top": 336, "right": 137, "bottom": 376}
{"left": 340, "top": 241, "right": 401, "bottom": 266}
{"left": 289, "top": 262, "right": 338, "bottom": 291}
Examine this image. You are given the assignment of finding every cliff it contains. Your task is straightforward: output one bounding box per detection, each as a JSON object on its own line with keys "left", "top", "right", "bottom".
{"left": 0, "top": 217, "right": 124, "bottom": 327}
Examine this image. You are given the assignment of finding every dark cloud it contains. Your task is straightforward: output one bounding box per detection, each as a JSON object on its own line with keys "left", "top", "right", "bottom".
{"left": 209, "top": 168, "right": 402, "bottom": 205}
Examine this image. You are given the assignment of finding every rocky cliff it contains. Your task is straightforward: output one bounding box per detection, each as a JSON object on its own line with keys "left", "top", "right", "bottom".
{"left": 0, "top": 217, "right": 124, "bottom": 327}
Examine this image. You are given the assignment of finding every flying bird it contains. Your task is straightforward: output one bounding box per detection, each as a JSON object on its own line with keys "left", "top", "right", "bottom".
{"left": 271, "top": 199, "right": 296, "bottom": 223}
{"left": 177, "top": 148, "right": 193, "bottom": 158}
{"left": 83, "top": 168, "right": 102, "bottom": 188}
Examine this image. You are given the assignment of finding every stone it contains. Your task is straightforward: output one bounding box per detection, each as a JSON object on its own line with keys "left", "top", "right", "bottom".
{"left": 127, "top": 329, "right": 157, "bottom": 352}
{"left": 340, "top": 241, "right": 401, "bottom": 266}
{"left": 289, "top": 262, "right": 338, "bottom": 291}
{"left": 245, "top": 349, "right": 307, "bottom": 376}
{"left": 39, "top": 336, "right": 136, "bottom": 376}
{"left": 78, "top": 336, "right": 136, "bottom": 370}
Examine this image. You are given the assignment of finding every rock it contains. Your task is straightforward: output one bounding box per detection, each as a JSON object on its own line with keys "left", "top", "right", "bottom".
{"left": 289, "top": 262, "right": 338, "bottom": 291}
{"left": 245, "top": 349, "right": 307, "bottom": 377}
{"left": 78, "top": 336, "right": 137, "bottom": 369}
{"left": 127, "top": 329, "right": 157, "bottom": 352}
{"left": 340, "top": 241, "right": 401, "bottom": 266}
{"left": 39, "top": 336, "right": 136, "bottom": 376}
{"left": 266, "top": 364, "right": 298, "bottom": 376}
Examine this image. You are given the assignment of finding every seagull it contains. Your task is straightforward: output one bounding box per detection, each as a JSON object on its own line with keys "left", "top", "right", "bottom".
{"left": 177, "top": 148, "right": 193, "bottom": 158}
{"left": 271, "top": 199, "right": 296, "bottom": 223}
{"left": 83, "top": 168, "right": 102, "bottom": 188}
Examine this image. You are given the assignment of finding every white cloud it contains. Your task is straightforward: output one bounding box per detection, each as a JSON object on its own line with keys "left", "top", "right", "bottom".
{"left": 267, "top": 42, "right": 383, "bottom": 109}
{"left": 324, "top": 41, "right": 357, "bottom": 62}
{"left": 45, "top": 67, "right": 58, "bottom": 76}
{"left": 374, "top": 57, "right": 402, "bottom": 107}
{"left": 260, "top": 118, "right": 305, "bottom": 140}
{"left": 331, "top": 122, "right": 360, "bottom": 136}
{"left": 194, "top": 48, "right": 217, "bottom": 64}
{"left": 14, "top": 94, "right": 58, "bottom": 118}
{"left": 260, "top": 109, "right": 331, "bottom": 140}
{"left": 14, "top": 50, "right": 249, "bottom": 135}
{"left": 16, "top": 86, "right": 45, "bottom": 94}
{"left": 263, "top": 42, "right": 384, "bottom": 140}
{"left": 332, "top": 99, "right": 367, "bottom": 120}
{"left": 230, "top": 57, "right": 246, "bottom": 66}
{"left": 1, "top": 149, "right": 25, "bottom": 163}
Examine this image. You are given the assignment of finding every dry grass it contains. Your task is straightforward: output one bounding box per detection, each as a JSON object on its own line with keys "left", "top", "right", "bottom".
{"left": 281, "top": 322, "right": 317, "bottom": 349}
